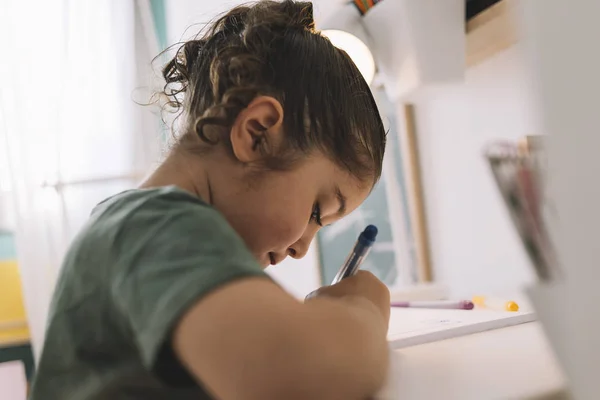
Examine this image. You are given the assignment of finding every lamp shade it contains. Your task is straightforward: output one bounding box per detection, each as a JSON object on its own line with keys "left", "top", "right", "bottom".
{"left": 322, "top": 29, "right": 376, "bottom": 84}
{"left": 320, "top": 0, "right": 465, "bottom": 98}
{"left": 320, "top": 3, "right": 376, "bottom": 84}
{"left": 363, "top": 0, "right": 465, "bottom": 100}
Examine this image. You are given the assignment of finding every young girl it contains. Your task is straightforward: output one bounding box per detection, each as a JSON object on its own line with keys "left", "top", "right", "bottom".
{"left": 30, "top": 1, "right": 390, "bottom": 399}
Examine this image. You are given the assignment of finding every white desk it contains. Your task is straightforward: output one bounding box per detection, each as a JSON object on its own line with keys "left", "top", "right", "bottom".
{"left": 390, "top": 321, "right": 566, "bottom": 400}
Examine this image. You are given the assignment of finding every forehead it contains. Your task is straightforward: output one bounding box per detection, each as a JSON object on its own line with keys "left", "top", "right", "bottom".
{"left": 334, "top": 170, "right": 372, "bottom": 215}
{"left": 307, "top": 155, "right": 373, "bottom": 211}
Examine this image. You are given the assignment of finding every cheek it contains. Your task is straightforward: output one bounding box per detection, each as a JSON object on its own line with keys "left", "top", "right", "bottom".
{"left": 222, "top": 170, "right": 317, "bottom": 255}
{"left": 267, "top": 213, "right": 307, "bottom": 245}
{"left": 255, "top": 199, "right": 309, "bottom": 248}
{"left": 228, "top": 192, "right": 310, "bottom": 253}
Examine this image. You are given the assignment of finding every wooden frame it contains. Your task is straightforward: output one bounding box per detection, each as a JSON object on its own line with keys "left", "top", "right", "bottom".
{"left": 466, "top": 0, "right": 518, "bottom": 67}
{"left": 401, "top": 104, "right": 433, "bottom": 282}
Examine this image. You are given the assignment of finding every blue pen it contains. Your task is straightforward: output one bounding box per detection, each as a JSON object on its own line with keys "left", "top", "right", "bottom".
{"left": 305, "top": 225, "right": 378, "bottom": 301}
{"left": 331, "top": 225, "right": 378, "bottom": 284}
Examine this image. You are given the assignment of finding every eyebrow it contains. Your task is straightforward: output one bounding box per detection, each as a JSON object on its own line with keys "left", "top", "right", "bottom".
{"left": 335, "top": 186, "right": 347, "bottom": 216}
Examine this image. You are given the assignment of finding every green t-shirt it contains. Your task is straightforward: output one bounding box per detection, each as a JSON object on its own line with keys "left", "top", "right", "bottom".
{"left": 29, "top": 186, "right": 267, "bottom": 399}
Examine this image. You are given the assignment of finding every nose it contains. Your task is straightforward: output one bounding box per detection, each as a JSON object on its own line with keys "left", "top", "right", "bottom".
{"left": 287, "top": 226, "right": 319, "bottom": 260}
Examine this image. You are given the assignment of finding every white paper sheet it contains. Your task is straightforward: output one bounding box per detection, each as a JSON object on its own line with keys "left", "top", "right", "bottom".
{"left": 387, "top": 307, "right": 536, "bottom": 349}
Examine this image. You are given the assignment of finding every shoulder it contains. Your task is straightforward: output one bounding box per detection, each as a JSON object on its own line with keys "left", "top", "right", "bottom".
{"left": 93, "top": 185, "right": 214, "bottom": 223}
{"left": 71, "top": 186, "right": 251, "bottom": 266}
{"left": 91, "top": 186, "right": 233, "bottom": 238}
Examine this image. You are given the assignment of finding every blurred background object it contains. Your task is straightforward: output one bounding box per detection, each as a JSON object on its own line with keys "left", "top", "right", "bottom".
{"left": 0, "top": 0, "right": 164, "bottom": 361}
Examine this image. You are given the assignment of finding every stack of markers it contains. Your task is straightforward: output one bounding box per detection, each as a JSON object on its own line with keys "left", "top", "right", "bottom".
{"left": 353, "top": 0, "right": 384, "bottom": 15}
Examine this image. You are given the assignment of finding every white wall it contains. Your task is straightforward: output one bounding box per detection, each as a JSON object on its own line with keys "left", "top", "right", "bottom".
{"left": 410, "top": 44, "right": 537, "bottom": 297}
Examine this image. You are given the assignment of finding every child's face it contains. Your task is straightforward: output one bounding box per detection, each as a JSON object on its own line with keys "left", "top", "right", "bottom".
{"left": 217, "top": 155, "right": 372, "bottom": 268}
{"left": 200, "top": 96, "right": 373, "bottom": 268}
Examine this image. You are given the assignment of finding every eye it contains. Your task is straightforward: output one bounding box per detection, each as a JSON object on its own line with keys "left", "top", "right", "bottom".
{"left": 310, "top": 203, "right": 323, "bottom": 226}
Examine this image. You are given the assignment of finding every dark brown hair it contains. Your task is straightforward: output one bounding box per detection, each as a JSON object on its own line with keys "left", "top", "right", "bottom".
{"left": 161, "top": 0, "right": 386, "bottom": 183}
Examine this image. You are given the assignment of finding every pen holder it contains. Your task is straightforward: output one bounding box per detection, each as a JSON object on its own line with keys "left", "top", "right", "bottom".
{"left": 527, "top": 278, "right": 600, "bottom": 398}
{"left": 526, "top": 283, "right": 568, "bottom": 363}
{"left": 526, "top": 282, "right": 571, "bottom": 397}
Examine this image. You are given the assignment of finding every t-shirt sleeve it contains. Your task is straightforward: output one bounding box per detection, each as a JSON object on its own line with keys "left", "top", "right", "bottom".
{"left": 109, "top": 193, "right": 267, "bottom": 370}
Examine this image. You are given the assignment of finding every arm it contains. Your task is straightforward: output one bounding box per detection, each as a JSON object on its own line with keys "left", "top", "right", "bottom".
{"left": 173, "top": 277, "right": 389, "bottom": 400}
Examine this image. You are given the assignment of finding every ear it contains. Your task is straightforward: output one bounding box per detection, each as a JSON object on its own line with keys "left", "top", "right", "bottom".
{"left": 230, "top": 96, "right": 284, "bottom": 163}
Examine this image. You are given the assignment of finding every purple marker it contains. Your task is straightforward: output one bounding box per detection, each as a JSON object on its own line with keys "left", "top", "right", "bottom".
{"left": 391, "top": 300, "right": 474, "bottom": 310}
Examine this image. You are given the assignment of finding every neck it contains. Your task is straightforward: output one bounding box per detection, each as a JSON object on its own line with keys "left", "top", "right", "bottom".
{"left": 140, "top": 149, "right": 213, "bottom": 204}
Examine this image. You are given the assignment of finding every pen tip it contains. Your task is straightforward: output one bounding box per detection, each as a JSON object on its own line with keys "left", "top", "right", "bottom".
{"left": 363, "top": 225, "right": 378, "bottom": 241}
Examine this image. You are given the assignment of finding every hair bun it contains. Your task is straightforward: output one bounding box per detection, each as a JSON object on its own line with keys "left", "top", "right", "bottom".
{"left": 238, "top": 1, "right": 315, "bottom": 34}
{"left": 280, "top": 1, "right": 315, "bottom": 32}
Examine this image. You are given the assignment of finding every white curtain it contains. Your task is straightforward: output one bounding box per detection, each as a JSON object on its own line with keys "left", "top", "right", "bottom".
{"left": 0, "top": 0, "right": 163, "bottom": 357}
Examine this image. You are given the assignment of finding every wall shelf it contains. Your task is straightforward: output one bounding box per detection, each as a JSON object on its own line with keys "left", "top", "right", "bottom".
{"left": 466, "top": 0, "right": 518, "bottom": 67}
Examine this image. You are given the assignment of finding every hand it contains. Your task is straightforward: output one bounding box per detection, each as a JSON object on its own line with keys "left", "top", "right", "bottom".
{"left": 306, "top": 271, "right": 391, "bottom": 327}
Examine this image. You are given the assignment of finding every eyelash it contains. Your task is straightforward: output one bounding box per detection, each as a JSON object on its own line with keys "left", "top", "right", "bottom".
{"left": 310, "top": 203, "right": 323, "bottom": 226}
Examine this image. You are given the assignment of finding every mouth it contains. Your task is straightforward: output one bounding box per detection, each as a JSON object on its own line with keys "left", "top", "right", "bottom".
{"left": 269, "top": 252, "right": 276, "bottom": 266}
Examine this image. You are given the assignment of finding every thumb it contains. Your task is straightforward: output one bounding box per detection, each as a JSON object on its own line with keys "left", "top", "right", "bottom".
{"left": 304, "top": 288, "right": 323, "bottom": 302}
